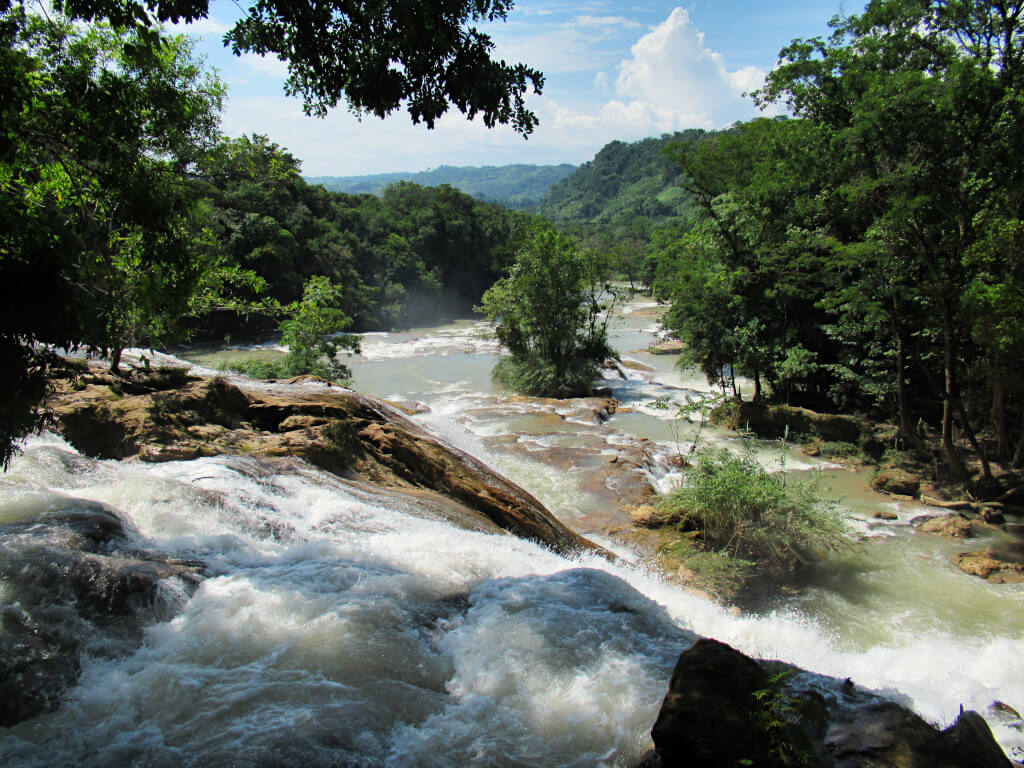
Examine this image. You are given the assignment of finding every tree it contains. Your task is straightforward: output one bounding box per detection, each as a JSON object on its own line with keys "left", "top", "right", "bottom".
{"left": 231, "top": 276, "right": 360, "bottom": 384}
{"left": 48, "top": 0, "right": 544, "bottom": 135}
{"left": 0, "top": 8, "right": 248, "bottom": 466}
{"left": 758, "top": 0, "right": 1024, "bottom": 483}
{"left": 478, "top": 228, "right": 618, "bottom": 398}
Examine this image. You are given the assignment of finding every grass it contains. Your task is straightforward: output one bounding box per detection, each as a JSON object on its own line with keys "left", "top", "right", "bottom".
{"left": 658, "top": 446, "right": 848, "bottom": 596}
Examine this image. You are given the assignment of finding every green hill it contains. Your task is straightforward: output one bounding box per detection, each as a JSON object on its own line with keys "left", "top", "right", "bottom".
{"left": 539, "top": 130, "right": 712, "bottom": 227}
{"left": 306, "top": 164, "right": 576, "bottom": 210}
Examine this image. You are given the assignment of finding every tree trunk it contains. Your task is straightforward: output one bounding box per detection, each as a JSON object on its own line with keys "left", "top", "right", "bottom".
{"left": 954, "top": 394, "right": 993, "bottom": 483}
{"left": 992, "top": 371, "right": 1009, "bottom": 459}
{"left": 1013, "top": 409, "right": 1024, "bottom": 468}
{"left": 110, "top": 347, "right": 123, "bottom": 374}
{"left": 942, "top": 309, "right": 968, "bottom": 478}
{"left": 895, "top": 333, "right": 915, "bottom": 443}
{"left": 752, "top": 367, "right": 762, "bottom": 403}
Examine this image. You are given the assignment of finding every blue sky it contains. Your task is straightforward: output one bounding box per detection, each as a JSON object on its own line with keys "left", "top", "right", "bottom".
{"left": 173, "top": 1, "right": 859, "bottom": 176}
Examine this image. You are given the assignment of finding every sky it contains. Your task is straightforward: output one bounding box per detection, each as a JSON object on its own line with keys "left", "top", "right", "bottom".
{"left": 172, "top": 1, "right": 861, "bottom": 176}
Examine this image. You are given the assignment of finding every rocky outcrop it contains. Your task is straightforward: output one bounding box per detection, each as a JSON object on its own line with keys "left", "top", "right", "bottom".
{"left": 0, "top": 498, "right": 203, "bottom": 726}
{"left": 915, "top": 513, "right": 973, "bottom": 539}
{"left": 872, "top": 468, "right": 921, "bottom": 497}
{"left": 46, "top": 364, "right": 598, "bottom": 557}
{"left": 710, "top": 400, "right": 867, "bottom": 445}
{"left": 648, "top": 340, "right": 686, "bottom": 355}
{"left": 955, "top": 551, "right": 1024, "bottom": 583}
{"left": 638, "top": 638, "right": 1013, "bottom": 768}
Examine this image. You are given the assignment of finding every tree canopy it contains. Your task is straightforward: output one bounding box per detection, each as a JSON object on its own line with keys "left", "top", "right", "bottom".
{"left": 478, "top": 228, "right": 618, "bottom": 398}
{"left": 653, "top": 0, "right": 1024, "bottom": 491}
{"left": 46, "top": 0, "right": 544, "bottom": 135}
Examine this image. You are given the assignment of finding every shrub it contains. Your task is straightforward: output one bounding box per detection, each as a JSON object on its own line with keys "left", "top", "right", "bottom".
{"left": 659, "top": 447, "right": 847, "bottom": 578}
{"left": 229, "top": 276, "right": 360, "bottom": 385}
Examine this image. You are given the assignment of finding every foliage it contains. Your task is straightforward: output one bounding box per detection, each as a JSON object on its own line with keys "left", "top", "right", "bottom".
{"left": 0, "top": 7, "right": 264, "bottom": 463}
{"left": 230, "top": 277, "right": 360, "bottom": 384}
{"left": 196, "top": 138, "right": 535, "bottom": 332}
{"left": 53, "top": 0, "right": 543, "bottom": 136}
{"left": 650, "top": 0, "right": 1024, "bottom": 486}
{"left": 478, "top": 228, "right": 619, "bottom": 397}
{"left": 540, "top": 131, "right": 709, "bottom": 227}
{"left": 658, "top": 447, "right": 848, "bottom": 578}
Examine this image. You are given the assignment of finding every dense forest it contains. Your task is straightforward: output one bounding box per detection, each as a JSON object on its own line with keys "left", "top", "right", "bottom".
{"left": 539, "top": 131, "right": 709, "bottom": 228}
{"left": 0, "top": 1, "right": 541, "bottom": 467}
{"left": 307, "top": 164, "right": 576, "bottom": 210}
{"left": 647, "top": 1, "right": 1024, "bottom": 491}
{"left": 198, "top": 137, "right": 535, "bottom": 333}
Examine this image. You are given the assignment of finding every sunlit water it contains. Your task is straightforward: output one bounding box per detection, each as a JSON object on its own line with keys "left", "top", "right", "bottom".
{"left": 2, "top": 297, "right": 1022, "bottom": 764}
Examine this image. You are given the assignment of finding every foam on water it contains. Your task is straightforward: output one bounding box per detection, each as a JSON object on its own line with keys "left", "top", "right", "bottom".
{"left": 2, "top": 435, "right": 1022, "bottom": 766}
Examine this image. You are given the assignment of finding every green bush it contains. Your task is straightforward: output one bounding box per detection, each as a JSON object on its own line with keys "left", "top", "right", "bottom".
{"left": 229, "top": 276, "right": 360, "bottom": 385}
{"left": 491, "top": 355, "right": 604, "bottom": 399}
{"left": 659, "top": 448, "right": 847, "bottom": 578}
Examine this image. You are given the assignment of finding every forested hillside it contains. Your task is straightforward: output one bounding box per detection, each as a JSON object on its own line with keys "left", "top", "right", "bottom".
{"left": 199, "top": 137, "right": 534, "bottom": 334}
{"left": 306, "top": 164, "right": 575, "bottom": 209}
{"left": 539, "top": 130, "right": 712, "bottom": 227}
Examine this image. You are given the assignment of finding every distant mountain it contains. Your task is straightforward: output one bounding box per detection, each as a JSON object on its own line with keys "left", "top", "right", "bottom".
{"left": 305, "top": 164, "right": 576, "bottom": 210}
{"left": 539, "top": 129, "right": 713, "bottom": 227}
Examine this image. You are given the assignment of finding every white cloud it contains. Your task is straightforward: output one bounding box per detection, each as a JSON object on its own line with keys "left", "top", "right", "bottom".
{"left": 573, "top": 15, "right": 644, "bottom": 29}
{"left": 613, "top": 7, "right": 766, "bottom": 128}
{"left": 237, "top": 52, "right": 290, "bottom": 79}
{"left": 594, "top": 71, "right": 609, "bottom": 91}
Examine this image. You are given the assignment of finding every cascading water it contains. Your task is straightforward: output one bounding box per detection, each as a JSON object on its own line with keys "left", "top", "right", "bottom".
{"left": 2, "top": 296, "right": 1022, "bottom": 764}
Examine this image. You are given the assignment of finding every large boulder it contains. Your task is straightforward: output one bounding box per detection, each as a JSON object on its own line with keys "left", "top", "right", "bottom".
{"left": 46, "top": 364, "right": 600, "bottom": 557}
{"left": 955, "top": 551, "right": 1024, "bottom": 583}
{"left": 871, "top": 468, "right": 921, "bottom": 497}
{"left": 916, "top": 513, "right": 973, "bottom": 539}
{"left": 638, "top": 638, "right": 1013, "bottom": 768}
{"left": 0, "top": 498, "right": 203, "bottom": 726}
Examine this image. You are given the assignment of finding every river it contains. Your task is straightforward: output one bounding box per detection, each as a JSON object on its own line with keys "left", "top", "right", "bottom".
{"left": 1, "top": 295, "right": 1022, "bottom": 765}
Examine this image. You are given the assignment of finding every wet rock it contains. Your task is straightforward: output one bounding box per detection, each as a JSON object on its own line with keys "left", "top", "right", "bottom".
{"left": 47, "top": 364, "right": 601, "bottom": 558}
{"left": 628, "top": 505, "right": 662, "bottom": 528}
{"left": 873, "top": 510, "right": 899, "bottom": 521}
{"left": 640, "top": 639, "right": 1014, "bottom": 768}
{"left": 648, "top": 340, "right": 685, "bottom": 355}
{"left": 955, "top": 551, "right": 1024, "bottom": 583}
{"left": 646, "top": 639, "right": 812, "bottom": 768}
{"left": 916, "top": 513, "right": 973, "bottom": 539}
{"left": 620, "top": 359, "right": 655, "bottom": 372}
{"left": 872, "top": 468, "right": 921, "bottom": 497}
{"left": 0, "top": 501, "right": 204, "bottom": 726}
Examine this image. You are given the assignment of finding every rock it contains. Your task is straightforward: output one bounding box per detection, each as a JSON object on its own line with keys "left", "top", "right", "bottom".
{"left": 46, "top": 363, "right": 602, "bottom": 558}
{"left": 0, "top": 500, "right": 204, "bottom": 727}
{"left": 917, "top": 513, "right": 973, "bottom": 539}
{"left": 642, "top": 639, "right": 1014, "bottom": 768}
{"left": 649, "top": 340, "right": 685, "bottom": 355}
{"left": 872, "top": 468, "right": 921, "bottom": 497}
{"left": 710, "top": 400, "right": 865, "bottom": 444}
{"left": 955, "top": 551, "right": 1024, "bottom": 583}
{"left": 980, "top": 507, "right": 1006, "bottom": 525}
{"left": 629, "top": 505, "right": 662, "bottom": 528}
{"left": 620, "top": 359, "right": 655, "bottom": 372}
{"left": 873, "top": 510, "right": 899, "bottom": 521}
